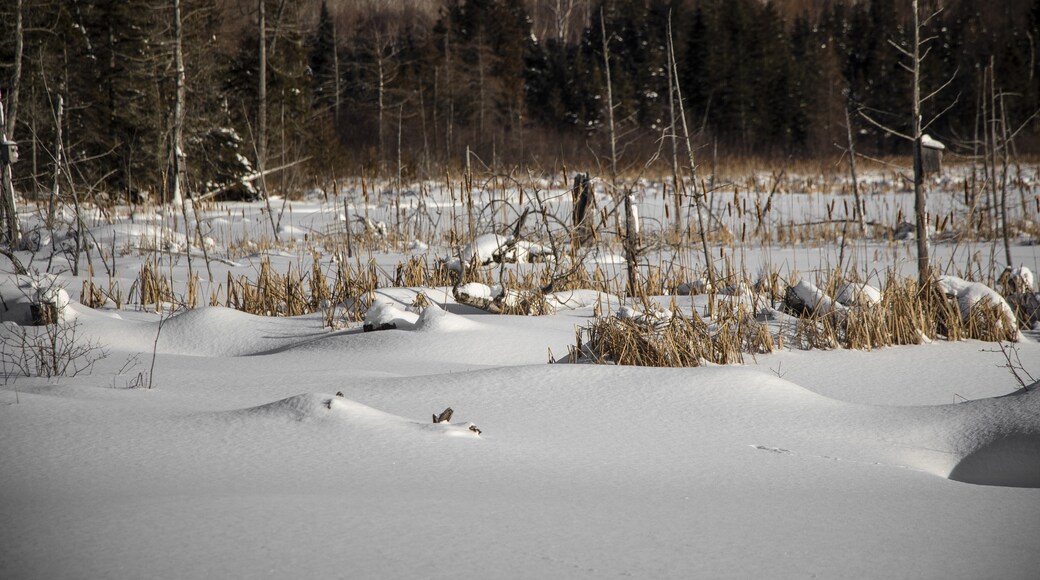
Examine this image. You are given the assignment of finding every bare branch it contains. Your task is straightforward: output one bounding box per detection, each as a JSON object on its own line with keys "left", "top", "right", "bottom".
{"left": 922, "top": 69, "right": 959, "bottom": 104}
{"left": 887, "top": 38, "right": 914, "bottom": 59}
{"left": 922, "top": 7, "right": 945, "bottom": 26}
{"left": 922, "top": 97, "right": 960, "bottom": 131}
{"left": 858, "top": 110, "right": 913, "bottom": 141}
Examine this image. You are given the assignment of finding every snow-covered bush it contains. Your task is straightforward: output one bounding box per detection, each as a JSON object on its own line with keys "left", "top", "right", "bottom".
{"left": 937, "top": 276, "right": 1019, "bottom": 341}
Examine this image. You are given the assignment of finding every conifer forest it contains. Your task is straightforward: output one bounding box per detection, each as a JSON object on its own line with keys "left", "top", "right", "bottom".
{"left": 1, "top": 0, "right": 1038, "bottom": 202}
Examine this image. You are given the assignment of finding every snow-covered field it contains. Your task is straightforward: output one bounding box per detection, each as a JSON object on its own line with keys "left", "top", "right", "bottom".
{"left": 2, "top": 171, "right": 1039, "bottom": 578}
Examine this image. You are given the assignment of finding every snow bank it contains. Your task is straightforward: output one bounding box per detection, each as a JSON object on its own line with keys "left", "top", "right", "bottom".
{"left": 415, "top": 302, "right": 480, "bottom": 332}
{"left": 231, "top": 392, "right": 482, "bottom": 439}
{"left": 943, "top": 385, "right": 1040, "bottom": 488}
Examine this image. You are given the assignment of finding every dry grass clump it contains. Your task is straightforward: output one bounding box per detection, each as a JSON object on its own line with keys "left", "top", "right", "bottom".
{"left": 785, "top": 272, "right": 1018, "bottom": 351}
{"left": 395, "top": 255, "right": 456, "bottom": 287}
{"left": 956, "top": 297, "right": 1020, "bottom": 342}
{"left": 571, "top": 303, "right": 772, "bottom": 367}
{"left": 81, "top": 278, "right": 123, "bottom": 310}
{"left": 219, "top": 257, "right": 379, "bottom": 323}
{"left": 225, "top": 258, "right": 312, "bottom": 317}
{"left": 133, "top": 260, "right": 175, "bottom": 310}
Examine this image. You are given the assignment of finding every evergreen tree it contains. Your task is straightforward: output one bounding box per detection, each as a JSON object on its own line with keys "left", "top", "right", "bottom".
{"left": 310, "top": 0, "right": 339, "bottom": 116}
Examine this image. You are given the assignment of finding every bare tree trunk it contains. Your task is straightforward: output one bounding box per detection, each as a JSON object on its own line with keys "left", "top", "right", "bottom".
{"left": 911, "top": 0, "right": 930, "bottom": 286}
{"left": 169, "top": 0, "right": 186, "bottom": 207}
{"left": 7, "top": 0, "right": 23, "bottom": 138}
{"left": 988, "top": 59, "right": 999, "bottom": 241}
{"left": 477, "top": 32, "right": 487, "bottom": 139}
{"left": 999, "top": 89, "right": 1012, "bottom": 267}
{"left": 668, "top": 16, "right": 715, "bottom": 314}
{"left": 0, "top": 0, "right": 22, "bottom": 246}
{"left": 332, "top": 14, "right": 340, "bottom": 124}
{"left": 258, "top": 0, "right": 278, "bottom": 241}
{"left": 397, "top": 102, "right": 403, "bottom": 195}
{"left": 844, "top": 105, "right": 865, "bottom": 236}
{"left": 600, "top": 10, "right": 636, "bottom": 297}
{"left": 48, "top": 95, "right": 63, "bottom": 229}
{"left": 600, "top": 14, "right": 617, "bottom": 183}
{"left": 445, "top": 26, "right": 453, "bottom": 160}
{"left": 258, "top": 0, "right": 267, "bottom": 192}
{"left": 170, "top": 0, "right": 194, "bottom": 284}
{"left": 0, "top": 90, "right": 20, "bottom": 247}
{"left": 666, "top": 23, "right": 682, "bottom": 241}
{"left": 377, "top": 55, "right": 385, "bottom": 171}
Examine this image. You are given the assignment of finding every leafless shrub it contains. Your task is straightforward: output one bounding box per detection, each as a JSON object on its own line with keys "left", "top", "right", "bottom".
{"left": 1, "top": 318, "right": 108, "bottom": 381}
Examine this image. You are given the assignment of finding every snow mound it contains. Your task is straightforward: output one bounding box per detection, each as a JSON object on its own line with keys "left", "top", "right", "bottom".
{"left": 0, "top": 274, "right": 75, "bottom": 324}
{"left": 545, "top": 289, "right": 611, "bottom": 310}
{"left": 415, "top": 302, "right": 480, "bottom": 332}
{"left": 151, "top": 306, "right": 325, "bottom": 357}
{"left": 364, "top": 300, "right": 419, "bottom": 330}
{"left": 231, "top": 392, "right": 482, "bottom": 438}
{"left": 948, "top": 433, "right": 1040, "bottom": 488}
{"left": 455, "top": 282, "right": 499, "bottom": 301}
{"left": 944, "top": 386, "right": 1040, "bottom": 488}
{"left": 461, "top": 233, "right": 510, "bottom": 265}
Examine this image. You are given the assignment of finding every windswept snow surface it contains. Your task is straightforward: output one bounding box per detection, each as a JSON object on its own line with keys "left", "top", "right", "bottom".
{"left": 2, "top": 297, "right": 1039, "bottom": 579}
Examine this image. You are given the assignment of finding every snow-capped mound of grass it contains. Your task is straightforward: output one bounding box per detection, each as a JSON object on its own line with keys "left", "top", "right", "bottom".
{"left": 364, "top": 300, "right": 419, "bottom": 330}
{"left": 0, "top": 274, "right": 74, "bottom": 324}
{"left": 1004, "top": 266, "right": 1036, "bottom": 292}
{"left": 937, "top": 275, "right": 1019, "bottom": 338}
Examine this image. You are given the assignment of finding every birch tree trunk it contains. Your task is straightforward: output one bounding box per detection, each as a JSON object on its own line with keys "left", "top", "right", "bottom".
{"left": 169, "top": 0, "right": 186, "bottom": 207}
{"left": 0, "top": 91, "right": 20, "bottom": 247}
{"left": 0, "top": 0, "right": 23, "bottom": 246}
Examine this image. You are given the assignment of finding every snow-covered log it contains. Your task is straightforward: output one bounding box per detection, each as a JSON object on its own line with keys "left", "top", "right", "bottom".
{"left": 835, "top": 282, "right": 882, "bottom": 307}
{"left": 452, "top": 282, "right": 553, "bottom": 316}
{"left": 783, "top": 280, "right": 846, "bottom": 320}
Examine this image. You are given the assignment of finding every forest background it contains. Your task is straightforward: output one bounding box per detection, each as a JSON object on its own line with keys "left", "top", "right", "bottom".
{"left": 1, "top": 0, "right": 1038, "bottom": 202}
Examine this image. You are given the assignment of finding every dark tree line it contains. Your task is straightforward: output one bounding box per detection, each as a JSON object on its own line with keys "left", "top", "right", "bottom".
{"left": 1, "top": 0, "right": 1039, "bottom": 201}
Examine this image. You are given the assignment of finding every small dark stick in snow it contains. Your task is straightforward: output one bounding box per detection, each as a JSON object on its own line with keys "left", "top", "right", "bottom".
{"left": 433, "top": 407, "right": 453, "bottom": 424}
{"left": 335, "top": 391, "right": 344, "bottom": 397}
{"left": 468, "top": 425, "right": 482, "bottom": 435}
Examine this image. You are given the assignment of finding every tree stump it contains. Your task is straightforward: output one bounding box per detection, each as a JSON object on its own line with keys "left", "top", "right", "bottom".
{"left": 30, "top": 302, "right": 57, "bottom": 326}
{"left": 571, "top": 173, "right": 595, "bottom": 248}
{"left": 433, "top": 407, "right": 453, "bottom": 424}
